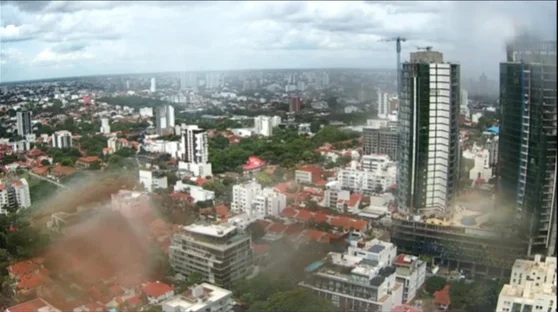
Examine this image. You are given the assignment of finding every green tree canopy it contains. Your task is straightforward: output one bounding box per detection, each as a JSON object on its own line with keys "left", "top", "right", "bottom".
{"left": 247, "top": 289, "right": 336, "bottom": 312}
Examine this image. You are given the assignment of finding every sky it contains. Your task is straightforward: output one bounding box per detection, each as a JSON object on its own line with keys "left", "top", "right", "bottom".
{"left": 0, "top": 1, "right": 556, "bottom": 83}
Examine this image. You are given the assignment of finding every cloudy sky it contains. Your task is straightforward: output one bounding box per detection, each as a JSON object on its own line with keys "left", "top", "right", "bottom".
{"left": 0, "top": 1, "right": 555, "bottom": 83}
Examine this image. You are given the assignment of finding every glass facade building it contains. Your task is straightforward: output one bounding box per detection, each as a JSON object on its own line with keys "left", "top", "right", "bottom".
{"left": 498, "top": 39, "right": 557, "bottom": 256}
{"left": 397, "top": 51, "right": 460, "bottom": 214}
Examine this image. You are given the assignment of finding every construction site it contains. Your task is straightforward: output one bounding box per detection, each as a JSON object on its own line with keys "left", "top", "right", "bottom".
{"left": 391, "top": 191, "right": 526, "bottom": 280}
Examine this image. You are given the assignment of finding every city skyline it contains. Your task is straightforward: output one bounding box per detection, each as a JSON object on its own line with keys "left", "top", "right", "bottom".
{"left": 1, "top": 1, "right": 556, "bottom": 83}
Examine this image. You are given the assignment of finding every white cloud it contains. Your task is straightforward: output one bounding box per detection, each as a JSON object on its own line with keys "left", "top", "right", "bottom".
{"left": 0, "top": 0, "right": 555, "bottom": 82}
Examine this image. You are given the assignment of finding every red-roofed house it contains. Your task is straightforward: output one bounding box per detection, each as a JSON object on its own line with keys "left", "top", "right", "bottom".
{"left": 215, "top": 204, "right": 229, "bottom": 219}
{"left": 75, "top": 156, "right": 101, "bottom": 169}
{"left": 295, "top": 209, "right": 313, "bottom": 222}
{"left": 267, "top": 222, "right": 288, "bottom": 235}
{"left": 8, "top": 260, "right": 41, "bottom": 279}
{"left": 6, "top": 298, "right": 61, "bottom": 312}
{"left": 243, "top": 156, "right": 266, "bottom": 176}
{"left": 280, "top": 207, "right": 298, "bottom": 218}
{"left": 312, "top": 212, "right": 330, "bottom": 224}
{"left": 433, "top": 285, "right": 451, "bottom": 311}
{"left": 295, "top": 165, "right": 323, "bottom": 184}
{"left": 141, "top": 281, "right": 174, "bottom": 304}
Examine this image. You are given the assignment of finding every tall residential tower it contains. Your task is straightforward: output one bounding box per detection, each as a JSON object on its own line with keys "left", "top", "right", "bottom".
{"left": 498, "top": 37, "right": 557, "bottom": 256}
{"left": 397, "top": 50, "right": 460, "bottom": 214}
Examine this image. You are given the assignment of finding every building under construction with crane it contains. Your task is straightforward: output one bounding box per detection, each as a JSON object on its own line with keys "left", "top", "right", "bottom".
{"left": 390, "top": 48, "right": 526, "bottom": 279}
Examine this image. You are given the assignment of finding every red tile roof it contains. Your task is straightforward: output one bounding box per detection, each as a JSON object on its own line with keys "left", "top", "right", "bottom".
{"left": 434, "top": 285, "right": 451, "bottom": 306}
{"left": 312, "top": 212, "right": 329, "bottom": 223}
{"left": 256, "top": 220, "right": 272, "bottom": 231}
{"left": 347, "top": 193, "right": 363, "bottom": 207}
{"left": 6, "top": 298, "right": 58, "bottom": 312}
{"left": 126, "top": 295, "right": 143, "bottom": 307}
{"left": 196, "top": 177, "right": 210, "bottom": 185}
{"left": 8, "top": 260, "right": 39, "bottom": 278}
{"left": 215, "top": 204, "right": 229, "bottom": 217}
{"left": 17, "top": 272, "right": 49, "bottom": 289}
{"left": 243, "top": 156, "right": 266, "bottom": 170}
{"left": 304, "top": 229, "right": 329, "bottom": 243}
{"left": 284, "top": 224, "right": 304, "bottom": 236}
{"left": 295, "top": 209, "right": 313, "bottom": 222}
{"left": 349, "top": 219, "right": 368, "bottom": 231}
{"left": 267, "top": 222, "right": 288, "bottom": 234}
{"left": 280, "top": 207, "right": 298, "bottom": 218}
{"left": 142, "top": 281, "right": 173, "bottom": 298}
{"left": 77, "top": 156, "right": 101, "bottom": 163}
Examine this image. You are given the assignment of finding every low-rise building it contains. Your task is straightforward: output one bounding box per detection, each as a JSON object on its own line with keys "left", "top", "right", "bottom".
{"left": 295, "top": 165, "right": 323, "bottom": 184}
{"left": 496, "top": 255, "right": 557, "bottom": 312}
{"left": 161, "top": 283, "right": 233, "bottom": 312}
{"left": 6, "top": 298, "right": 61, "bottom": 312}
{"left": 174, "top": 181, "right": 215, "bottom": 203}
{"left": 242, "top": 156, "right": 266, "bottom": 176}
{"left": 141, "top": 281, "right": 174, "bottom": 304}
{"left": 139, "top": 169, "right": 168, "bottom": 192}
{"left": 299, "top": 238, "right": 403, "bottom": 312}
{"left": 75, "top": 156, "right": 101, "bottom": 169}
{"left": 394, "top": 254, "right": 427, "bottom": 303}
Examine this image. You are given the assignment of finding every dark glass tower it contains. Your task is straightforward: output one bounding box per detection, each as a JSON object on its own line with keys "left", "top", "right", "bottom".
{"left": 397, "top": 50, "right": 460, "bottom": 214}
{"left": 498, "top": 38, "right": 557, "bottom": 256}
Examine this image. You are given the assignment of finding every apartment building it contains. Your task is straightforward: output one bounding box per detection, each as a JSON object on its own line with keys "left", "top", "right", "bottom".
{"left": 16, "top": 110, "right": 32, "bottom": 136}
{"left": 362, "top": 154, "right": 392, "bottom": 172}
{"left": 254, "top": 115, "right": 281, "bottom": 137}
{"left": 299, "top": 238, "right": 402, "bottom": 312}
{"left": 156, "top": 105, "right": 175, "bottom": 135}
{"left": 100, "top": 118, "right": 111, "bottom": 134}
{"left": 51, "top": 130, "right": 73, "bottom": 149}
{"left": 231, "top": 181, "right": 286, "bottom": 217}
{"left": 338, "top": 162, "right": 396, "bottom": 195}
{"left": 161, "top": 283, "right": 233, "bottom": 312}
{"left": 496, "top": 255, "right": 557, "bottom": 312}
{"left": 169, "top": 224, "right": 253, "bottom": 289}
{"left": 110, "top": 190, "right": 151, "bottom": 219}
{"left": 139, "top": 169, "right": 168, "bottom": 192}
{"left": 394, "top": 254, "right": 427, "bottom": 303}
{"left": 174, "top": 181, "right": 215, "bottom": 203}
{"left": 0, "top": 178, "right": 31, "bottom": 214}
{"left": 363, "top": 120, "right": 398, "bottom": 159}
{"left": 323, "top": 181, "right": 350, "bottom": 212}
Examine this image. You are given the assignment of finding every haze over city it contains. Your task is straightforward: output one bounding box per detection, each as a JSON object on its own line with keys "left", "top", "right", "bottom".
{"left": 1, "top": 0, "right": 556, "bottom": 82}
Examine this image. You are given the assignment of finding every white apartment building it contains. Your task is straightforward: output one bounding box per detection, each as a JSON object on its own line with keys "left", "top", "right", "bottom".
{"left": 377, "top": 91, "right": 390, "bottom": 119}
{"left": 254, "top": 116, "right": 274, "bottom": 137}
{"left": 231, "top": 181, "right": 286, "bottom": 217}
{"left": 0, "top": 178, "right": 31, "bottom": 214}
{"left": 139, "top": 107, "right": 154, "bottom": 117}
{"left": 271, "top": 116, "right": 282, "bottom": 127}
{"left": 178, "top": 161, "right": 213, "bottom": 178}
{"left": 12, "top": 140, "right": 30, "bottom": 152}
{"left": 299, "top": 238, "right": 402, "bottom": 312}
{"left": 362, "top": 154, "right": 391, "bottom": 172}
{"left": 338, "top": 160, "right": 396, "bottom": 195}
{"left": 169, "top": 224, "right": 253, "bottom": 289}
{"left": 100, "top": 118, "right": 111, "bottom": 134}
{"left": 180, "top": 125, "right": 209, "bottom": 163}
{"left": 180, "top": 72, "right": 198, "bottom": 92}
{"left": 394, "top": 254, "right": 427, "bottom": 303}
{"left": 16, "top": 110, "right": 32, "bottom": 136}
{"left": 174, "top": 181, "right": 215, "bottom": 203}
{"left": 51, "top": 130, "right": 72, "bottom": 149}
{"left": 161, "top": 283, "right": 232, "bottom": 312}
{"left": 143, "top": 139, "right": 180, "bottom": 158}
{"left": 468, "top": 148, "right": 493, "bottom": 181}
{"left": 324, "top": 181, "right": 350, "bottom": 211}
{"left": 150, "top": 77, "right": 157, "bottom": 93}
{"left": 252, "top": 187, "right": 287, "bottom": 217}
{"left": 139, "top": 169, "right": 168, "bottom": 192}
{"left": 496, "top": 255, "right": 557, "bottom": 312}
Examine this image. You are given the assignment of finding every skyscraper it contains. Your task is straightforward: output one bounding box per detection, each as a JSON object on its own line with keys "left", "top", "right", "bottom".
{"left": 397, "top": 49, "right": 460, "bottom": 214}
{"left": 16, "top": 111, "right": 32, "bottom": 136}
{"left": 498, "top": 37, "right": 557, "bottom": 256}
{"left": 155, "top": 105, "right": 175, "bottom": 135}
{"left": 150, "top": 78, "right": 156, "bottom": 92}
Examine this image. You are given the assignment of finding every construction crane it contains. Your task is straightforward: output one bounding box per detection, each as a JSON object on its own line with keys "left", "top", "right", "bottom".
{"left": 380, "top": 36, "right": 407, "bottom": 100}
{"left": 416, "top": 46, "right": 433, "bottom": 51}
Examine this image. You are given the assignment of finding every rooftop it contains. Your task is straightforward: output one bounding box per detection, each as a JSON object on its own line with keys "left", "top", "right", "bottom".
{"left": 162, "top": 283, "right": 231, "bottom": 312}
{"left": 183, "top": 223, "right": 237, "bottom": 238}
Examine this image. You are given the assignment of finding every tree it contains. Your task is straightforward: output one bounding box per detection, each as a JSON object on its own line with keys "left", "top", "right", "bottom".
{"left": 424, "top": 276, "right": 447, "bottom": 295}
{"left": 246, "top": 222, "right": 266, "bottom": 242}
{"left": 247, "top": 289, "right": 336, "bottom": 312}
{"left": 40, "top": 159, "right": 51, "bottom": 166}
